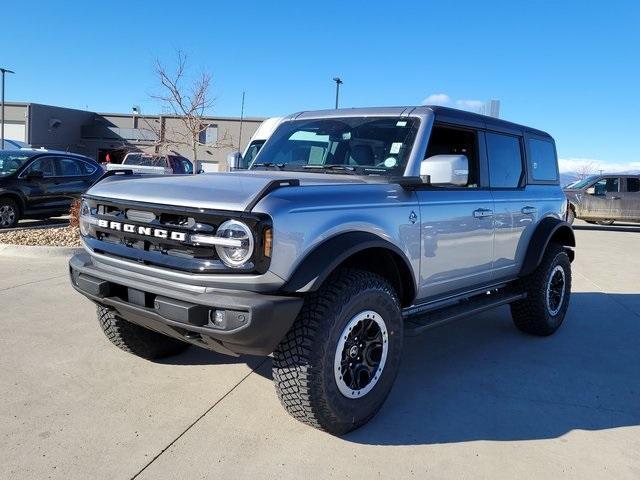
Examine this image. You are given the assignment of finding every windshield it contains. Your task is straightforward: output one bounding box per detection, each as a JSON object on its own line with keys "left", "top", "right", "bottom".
{"left": 124, "top": 154, "right": 168, "bottom": 167}
{"left": 567, "top": 175, "right": 598, "bottom": 189}
{"left": 250, "top": 117, "right": 420, "bottom": 175}
{"left": 0, "top": 152, "right": 32, "bottom": 177}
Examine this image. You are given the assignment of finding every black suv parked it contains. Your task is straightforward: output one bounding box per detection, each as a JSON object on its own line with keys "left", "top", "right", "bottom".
{"left": 0, "top": 150, "right": 102, "bottom": 228}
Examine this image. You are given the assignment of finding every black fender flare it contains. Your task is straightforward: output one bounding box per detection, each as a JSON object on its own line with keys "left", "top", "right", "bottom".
{"left": 520, "top": 217, "right": 575, "bottom": 277}
{"left": 282, "top": 231, "right": 416, "bottom": 300}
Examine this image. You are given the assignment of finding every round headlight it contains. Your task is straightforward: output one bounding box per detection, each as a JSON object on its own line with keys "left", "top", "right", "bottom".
{"left": 79, "top": 200, "right": 92, "bottom": 237}
{"left": 215, "top": 220, "right": 254, "bottom": 268}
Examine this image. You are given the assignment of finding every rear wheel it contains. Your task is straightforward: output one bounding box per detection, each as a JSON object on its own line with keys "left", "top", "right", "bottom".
{"left": 511, "top": 243, "right": 572, "bottom": 336}
{"left": 97, "top": 306, "right": 189, "bottom": 359}
{"left": 596, "top": 219, "right": 615, "bottom": 225}
{"left": 0, "top": 198, "right": 19, "bottom": 228}
{"left": 273, "top": 268, "right": 403, "bottom": 435}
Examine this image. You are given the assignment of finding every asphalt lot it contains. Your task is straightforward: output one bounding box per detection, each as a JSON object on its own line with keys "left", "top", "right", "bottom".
{"left": 1, "top": 220, "right": 639, "bottom": 479}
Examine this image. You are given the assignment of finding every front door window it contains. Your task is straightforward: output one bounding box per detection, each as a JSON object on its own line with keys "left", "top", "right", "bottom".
{"left": 593, "top": 177, "right": 619, "bottom": 196}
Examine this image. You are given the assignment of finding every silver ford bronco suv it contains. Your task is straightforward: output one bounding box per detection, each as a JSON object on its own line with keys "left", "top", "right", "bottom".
{"left": 69, "top": 106, "right": 575, "bottom": 434}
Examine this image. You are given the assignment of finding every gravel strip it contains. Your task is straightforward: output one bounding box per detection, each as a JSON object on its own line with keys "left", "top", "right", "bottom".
{"left": 0, "top": 226, "right": 82, "bottom": 247}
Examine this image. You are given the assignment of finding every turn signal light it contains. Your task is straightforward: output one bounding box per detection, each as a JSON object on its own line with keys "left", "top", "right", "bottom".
{"left": 263, "top": 228, "right": 273, "bottom": 257}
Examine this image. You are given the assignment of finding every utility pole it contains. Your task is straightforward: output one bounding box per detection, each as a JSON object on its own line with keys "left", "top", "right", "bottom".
{"left": 238, "top": 91, "right": 245, "bottom": 151}
{"left": 1, "top": 67, "right": 16, "bottom": 150}
{"left": 333, "top": 77, "right": 343, "bottom": 109}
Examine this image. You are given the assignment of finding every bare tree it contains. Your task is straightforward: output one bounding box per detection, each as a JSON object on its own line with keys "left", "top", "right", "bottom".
{"left": 576, "top": 161, "right": 597, "bottom": 180}
{"left": 150, "top": 51, "right": 232, "bottom": 172}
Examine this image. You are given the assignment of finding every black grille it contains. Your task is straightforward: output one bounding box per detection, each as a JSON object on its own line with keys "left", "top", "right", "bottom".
{"left": 83, "top": 196, "right": 271, "bottom": 274}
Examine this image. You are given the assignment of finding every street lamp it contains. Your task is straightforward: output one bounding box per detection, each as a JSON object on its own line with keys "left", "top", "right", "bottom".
{"left": 333, "top": 77, "right": 343, "bottom": 109}
{"left": 1, "top": 68, "right": 15, "bottom": 150}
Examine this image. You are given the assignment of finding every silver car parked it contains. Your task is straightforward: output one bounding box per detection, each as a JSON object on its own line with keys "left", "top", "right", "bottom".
{"left": 69, "top": 106, "right": 575, "bottom": 434}
{"left": 565, "top": 174, "right": 640, "bottom": 225}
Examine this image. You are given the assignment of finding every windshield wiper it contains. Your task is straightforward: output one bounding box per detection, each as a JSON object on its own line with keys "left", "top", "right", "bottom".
{"left": 303, "top": 164, "right": 358, "bottom": 175}
{"left": 253, "top": 162, "right": 286, "bottom": 170}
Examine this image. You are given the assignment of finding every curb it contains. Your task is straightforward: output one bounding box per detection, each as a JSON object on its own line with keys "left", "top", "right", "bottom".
{"left": 0, "top": 242, "right": 82, "bottom": 259}
{"left": 1, "top": 222, "right": 70, "bottom": 234}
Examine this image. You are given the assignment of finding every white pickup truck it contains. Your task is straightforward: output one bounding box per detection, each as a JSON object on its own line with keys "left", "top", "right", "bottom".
{"left": 105, "top": 153, "right": 193, "bottom": 175}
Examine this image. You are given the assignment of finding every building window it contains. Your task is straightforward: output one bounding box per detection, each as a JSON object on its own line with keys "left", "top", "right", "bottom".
{"left": 199, "top": 124, "right": 218, "bottom": 144}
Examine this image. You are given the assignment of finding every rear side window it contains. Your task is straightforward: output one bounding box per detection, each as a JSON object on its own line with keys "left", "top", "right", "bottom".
{"left": 486, "top": 132, "right": 523, "bottom": 188}
{"left": 627, "top": 178, "right": 640, "bottom": 193}
{"left": 528, "top": 138, "right": 558, "bottom": 181}
{"left": 57, "top": 158, "right": 83, "bottom": 176}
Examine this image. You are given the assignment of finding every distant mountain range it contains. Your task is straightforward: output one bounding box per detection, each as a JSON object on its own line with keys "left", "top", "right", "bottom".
{"left": 560, "top": 170, "right": 640, "bottom": 187}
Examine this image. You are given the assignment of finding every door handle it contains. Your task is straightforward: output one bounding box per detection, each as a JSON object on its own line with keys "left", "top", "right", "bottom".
{"left": 473, "top": 208, "right": 494, "bottom": 218}
{"left": 610, "top": 196, "right": 621, "bottom": 200}
{"left": 521, "top": 206, "right": 537, "bottom": 215}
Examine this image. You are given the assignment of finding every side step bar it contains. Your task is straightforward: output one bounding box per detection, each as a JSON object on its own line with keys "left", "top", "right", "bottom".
{"left": 404, "top": 290, "right": 526, "bottom": 337}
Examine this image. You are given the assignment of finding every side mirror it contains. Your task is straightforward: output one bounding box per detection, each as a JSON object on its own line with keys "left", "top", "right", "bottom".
{"left": 26, "top": 170, "right": 44, "bottom": 180}
{"left": 226, "top": 151, "right": 246, "bottom": 170}
{"left": 585, "top": 186, "right": 596, "bottom": 195}
{"left": 420, "top": 154, "right": 469, "bottom": 186}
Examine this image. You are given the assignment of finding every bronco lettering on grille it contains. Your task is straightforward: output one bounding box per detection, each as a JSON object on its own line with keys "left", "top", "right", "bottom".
{"left": 97, "top": 219, "right": 186, "bottom": 241}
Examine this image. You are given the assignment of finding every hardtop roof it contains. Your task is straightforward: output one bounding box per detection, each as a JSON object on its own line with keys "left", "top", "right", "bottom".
{"left": 290, "top": 105, "right": 552, "bottom": 139}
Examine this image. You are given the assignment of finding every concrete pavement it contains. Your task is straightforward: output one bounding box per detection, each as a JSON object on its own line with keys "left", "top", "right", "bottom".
{"left": 1, "top": 220, "right": 639, "bottom": 479}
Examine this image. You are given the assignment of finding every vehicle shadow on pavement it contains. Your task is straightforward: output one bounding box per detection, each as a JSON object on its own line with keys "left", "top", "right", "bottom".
{"left": 573, "top": 223, "right": 640, "bottom": 233}
{"left": 345, "top": 292, "right": 640, "bottom": 445}
{"left": 155, "top": 347, "right": 269, "bottom": 378}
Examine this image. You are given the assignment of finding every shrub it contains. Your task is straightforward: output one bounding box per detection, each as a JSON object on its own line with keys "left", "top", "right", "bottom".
{"left": 69, "top": 198, "right": 81, "bottom": 227}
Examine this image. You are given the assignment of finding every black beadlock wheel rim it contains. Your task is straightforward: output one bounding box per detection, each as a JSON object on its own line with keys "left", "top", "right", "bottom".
{"left": 334, "top": 310, "right": 388, "bottom": 398}
{"left": 546, "top": 265, "right": 566, "bottom": 316}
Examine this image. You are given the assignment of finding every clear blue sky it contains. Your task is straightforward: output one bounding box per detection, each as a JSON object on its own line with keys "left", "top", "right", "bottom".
{"left": 4, "top": 0, "right": 639, "bottom": 169}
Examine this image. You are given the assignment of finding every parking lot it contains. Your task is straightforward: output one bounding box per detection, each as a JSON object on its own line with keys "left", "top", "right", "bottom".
{"left": 1, "top": 220, "right": 639, "bottom": 479}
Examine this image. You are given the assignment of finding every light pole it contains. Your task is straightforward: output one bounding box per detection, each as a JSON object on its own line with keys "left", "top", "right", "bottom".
{"left": 333, "top": 77, "right": 343, "bottom": 109}
{"left": 1, "top": 68, "right": 15, "bottom": 150}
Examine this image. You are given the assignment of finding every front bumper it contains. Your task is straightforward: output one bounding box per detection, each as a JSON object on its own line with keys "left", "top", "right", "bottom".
{"left": 69, "top": 253, "right": 303, "bottom": 356}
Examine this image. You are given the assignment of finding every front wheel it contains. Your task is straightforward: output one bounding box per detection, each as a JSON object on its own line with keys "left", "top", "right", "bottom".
{"left": 97, "top": 306, "right": 189, "bottom": 359}
{"left": 0, "top": 198, "right": 19, "bottom": 228}
{"left": 273, "top": 269, "right": 403, "bottom": 435}
{"left": 596, "top": 219, "right": 615, "bottom": 226}
{"left": 511, "top": 243, "right": 572, "bottom": 336}
{"left": 567, "top": 207, "right": 575, "bottom": 225}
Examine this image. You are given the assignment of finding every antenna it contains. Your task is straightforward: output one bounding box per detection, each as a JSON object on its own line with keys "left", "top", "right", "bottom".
{"left": 238, "top": 91, "right": 245, "bottom": 151}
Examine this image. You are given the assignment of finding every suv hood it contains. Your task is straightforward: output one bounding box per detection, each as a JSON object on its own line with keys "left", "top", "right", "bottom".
{"left": 88, "top": 170, "right": 369, "bottom": 211}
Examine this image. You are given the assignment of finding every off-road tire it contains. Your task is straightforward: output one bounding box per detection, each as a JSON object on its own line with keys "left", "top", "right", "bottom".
{"left": 97, "top": 306, "right": 189, "bottom": 359}
{"left": 0, "top": 197, "right": 19, "bottom": 228}
{"left": 596, "top": 219, "right": 614, "bottom": 226}
{"left": 511, "top": 243, "right": 571, "bottom": 336}
{"left": 273, "top": 268, "right": 403, "bottom": 435}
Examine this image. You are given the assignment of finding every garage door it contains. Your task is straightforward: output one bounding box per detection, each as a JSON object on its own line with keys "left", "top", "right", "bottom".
{"left": 3, "top": 122, "right": 26, "bottom": 142}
